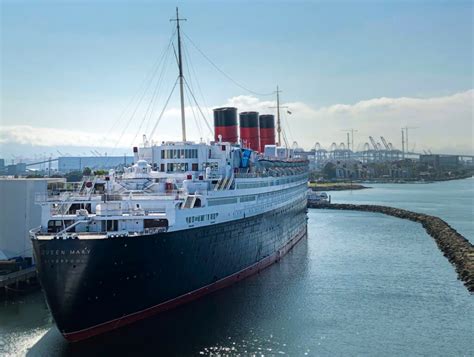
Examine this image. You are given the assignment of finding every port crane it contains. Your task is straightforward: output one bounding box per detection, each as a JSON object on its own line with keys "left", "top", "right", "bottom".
{"left": 380, "top": 136, "right": 390, "bottom": 150}
{"left": 369, "top": 136, "right": 378, "bottom": 151}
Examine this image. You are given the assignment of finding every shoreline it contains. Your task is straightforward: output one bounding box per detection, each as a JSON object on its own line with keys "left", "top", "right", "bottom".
{"left": 359, "top": 174, "right": 473, "bottom": 185}
{"left": 309, "top": 202, "right": 474, "bottom": 293}
{"left": 311, "top": 174, "right": 473, "bottom": 187}
{"left": 308, "top": 175, "right": 473, "bottom": 191}
{"left": 308, "top": 183, "right": 370, "bottom": 191}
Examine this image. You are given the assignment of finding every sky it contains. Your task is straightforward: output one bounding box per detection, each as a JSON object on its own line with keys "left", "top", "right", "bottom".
{"left": 1, "top": 0, "right": 473, "bottom": 162}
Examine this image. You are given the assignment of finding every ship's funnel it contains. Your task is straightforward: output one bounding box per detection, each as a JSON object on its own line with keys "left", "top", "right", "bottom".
{"left": 259, "top": 114, "right": 276, "bottom": 152}
{"left": 239, "top": 111, "right": 260, "bottom": 152}
{"left": 213, "top": 107, "right": 238, "bottom": 143}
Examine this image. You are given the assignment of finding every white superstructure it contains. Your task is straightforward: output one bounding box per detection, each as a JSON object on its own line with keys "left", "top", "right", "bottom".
{"left": 32, "top": 141, "right": 308, "bottom": 240}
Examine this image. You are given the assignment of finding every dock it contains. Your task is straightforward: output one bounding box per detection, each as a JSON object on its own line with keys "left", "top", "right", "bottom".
{"left": 0, "top": 267, "right": 38, "bottom": 296}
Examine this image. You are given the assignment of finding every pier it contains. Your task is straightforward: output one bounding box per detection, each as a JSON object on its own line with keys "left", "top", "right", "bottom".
{"left": 0, "top": 267, "right": 38, "bottom": 297}
{"left": 309, "top": 202, "right": 474, "bottom": 293}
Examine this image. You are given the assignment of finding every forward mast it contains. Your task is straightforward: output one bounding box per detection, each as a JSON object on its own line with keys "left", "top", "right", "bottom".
{"left": 171, "top": 7, "right": 187, "bottom": 142}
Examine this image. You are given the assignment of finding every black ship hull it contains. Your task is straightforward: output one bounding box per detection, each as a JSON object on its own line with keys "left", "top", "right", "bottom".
{"left": 32, "top": 199, "right": 307, "bottom": 342}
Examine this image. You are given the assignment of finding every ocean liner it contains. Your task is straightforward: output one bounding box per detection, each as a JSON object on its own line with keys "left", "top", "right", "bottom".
{"left": 31, "top": 9, "right": 309, "bottom": 342}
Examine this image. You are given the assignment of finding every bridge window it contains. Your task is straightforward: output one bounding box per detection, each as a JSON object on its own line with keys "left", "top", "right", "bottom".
{"left": 47, "top": 220, "right": 74, "bottom": 233}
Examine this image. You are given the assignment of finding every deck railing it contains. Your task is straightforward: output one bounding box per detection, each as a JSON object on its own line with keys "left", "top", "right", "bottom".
{"left": 35, "top": 190, "right": 185, "bottom": 204}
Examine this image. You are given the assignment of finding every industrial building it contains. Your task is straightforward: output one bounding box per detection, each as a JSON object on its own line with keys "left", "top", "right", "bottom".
{"left": 0, "top": 178, "right": 65, "bottom": 260}
{"left": 58, "top": 156, "right": 134, "bottom": 173}
{"left": 420, "top": 154, "right": 460, "bottom": 170}
{"left": 5, "top": 163, "right": 27, "bottom": 176}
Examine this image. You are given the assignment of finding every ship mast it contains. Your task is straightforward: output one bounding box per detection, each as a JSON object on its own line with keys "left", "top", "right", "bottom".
{"left": 171, "top": 7, "right": 187, "bottom": 142}
{"left": 269, "top": 85, "right": 288, "bottom": 146}
{"left": 272, "top": 85, "right": 287, "bottom": 146}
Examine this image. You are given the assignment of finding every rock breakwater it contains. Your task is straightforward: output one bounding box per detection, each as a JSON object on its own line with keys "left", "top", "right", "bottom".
{"left": 309, "top": 202, "right": 474, "bottom": 293}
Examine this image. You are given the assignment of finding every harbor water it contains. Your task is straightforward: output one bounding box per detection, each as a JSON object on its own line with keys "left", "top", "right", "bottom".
{"left": 329, "top": 177, "right": 474, "bottom": 242}
{"left": 0, "top": 179, "right": 473, "bottom": 356}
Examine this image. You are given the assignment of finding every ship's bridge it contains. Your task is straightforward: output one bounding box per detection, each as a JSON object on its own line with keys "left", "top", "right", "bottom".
{"left": 137, "top": 141, "right": 244, "bottom": 178}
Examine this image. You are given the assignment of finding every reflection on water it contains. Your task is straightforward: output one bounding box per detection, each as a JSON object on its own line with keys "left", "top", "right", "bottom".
{"left": 1, "top": 179, "right": 473, "bottom": 356}
{"left": 0, "top": 292, "right": 51, "bottom": 356}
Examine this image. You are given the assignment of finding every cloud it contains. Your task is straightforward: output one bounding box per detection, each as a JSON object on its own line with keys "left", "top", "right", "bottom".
{"left": 224, "top": 89, "right": 474, "bottom": 154}
{"left": 0, "top": 125, "right": 130, "bottom": 148}
{"left": 1, "top": 90, "right": 472, "bottom": 157}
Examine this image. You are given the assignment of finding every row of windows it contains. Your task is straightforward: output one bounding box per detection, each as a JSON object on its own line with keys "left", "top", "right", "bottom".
{"left": 161, "top": 149, "right": 198, "bottom": 159}
{"left": 185, "top": 213, "right": 219, "bottom": 224}
{"left": 262, "top": 188, "right": 305, "bottom": 210}
{"left": 258, "top": 183, "right": 307, "bottom": 200}
{"left": 159, "top": 163, "right": 199, "bottom": 172}
{"left": 202, "top": 162, "right": 219, "bottom": 170}
{"left": 236, "top": 174, "right": 306, "bottom": 189}
{"left": 206, "top": 184, "right": 305, "bottom": 207}
{"left": 240, "top": 195, "right": 256, "bottom": 203}
{"left": 243, "top": 187, "right": 306, "bottom": 216}
{"left": 160, "top": 162, "right": 218, "bottom": 172}
{"left": 274, "top": 175, "right": 305, "bottom": 186}
{"left": 236, "top": 182, "right": 269, "bottom": 189}
{"left": 166, "top": 163, "right": 189, "bottom": 172}
{"left": 208, "top": 197, "right": 238, "bottom": 206}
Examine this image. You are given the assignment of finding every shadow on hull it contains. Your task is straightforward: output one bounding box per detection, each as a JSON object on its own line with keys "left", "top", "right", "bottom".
{"left": 27, "top": 236, "right": 309, "bottom": 356}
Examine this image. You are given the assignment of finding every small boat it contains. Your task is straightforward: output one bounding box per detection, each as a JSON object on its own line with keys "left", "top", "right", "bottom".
{"left": 307, "top": 190, "right": 329, "bottom": 204}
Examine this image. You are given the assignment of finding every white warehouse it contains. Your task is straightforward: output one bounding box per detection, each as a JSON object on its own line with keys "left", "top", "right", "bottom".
{"left": 0, "top": 178, "right": 65, "bottom": 260}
